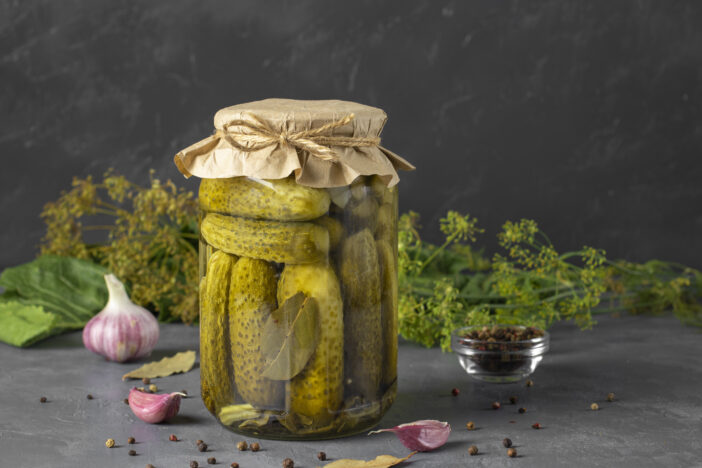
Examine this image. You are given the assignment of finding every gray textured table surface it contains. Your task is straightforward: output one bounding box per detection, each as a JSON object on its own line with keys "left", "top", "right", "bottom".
{"left": 1, "top": 314, "right": 701, "bottom": 468}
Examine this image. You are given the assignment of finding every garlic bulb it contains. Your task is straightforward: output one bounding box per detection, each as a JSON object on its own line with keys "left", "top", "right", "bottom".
{"left": 82, "top": 274, "right": 159, "bottom": 362}
{"left": 128, "top": 388, "right": 183, "bottom": 424}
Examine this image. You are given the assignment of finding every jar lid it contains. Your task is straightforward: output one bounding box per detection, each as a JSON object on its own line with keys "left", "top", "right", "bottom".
{"left": 174, "top": 98, "right": 414, "bottom": 187}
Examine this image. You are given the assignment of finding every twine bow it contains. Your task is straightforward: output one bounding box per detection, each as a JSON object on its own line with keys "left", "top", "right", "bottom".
{"left": 214, "top": 112, "right": 380, "bottom": 161}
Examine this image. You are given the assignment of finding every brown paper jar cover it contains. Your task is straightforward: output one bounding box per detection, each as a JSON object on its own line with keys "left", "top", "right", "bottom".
{"left": 174, "top": 98, "right": 414, "bottom": 187}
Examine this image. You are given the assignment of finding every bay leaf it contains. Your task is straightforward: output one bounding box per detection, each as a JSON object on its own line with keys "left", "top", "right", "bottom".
{"left": 276, "top": 410, "right": 315, "bottom": 433}
{"left": 121, "top": 350, "right": 196, "bottom": 380}
{"left": 322, "top": 452, "right": 416, "bottom": 468}
{"left": 260, "top": 292, "right": 319, "bottom": 380}
{"left": 238, "top": 410, "right": 272, "bottom": 429}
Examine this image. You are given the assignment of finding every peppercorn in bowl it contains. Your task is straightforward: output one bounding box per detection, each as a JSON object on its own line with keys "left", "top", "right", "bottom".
{"left": 451, "top": 325, "right": 549, "bottom": 383}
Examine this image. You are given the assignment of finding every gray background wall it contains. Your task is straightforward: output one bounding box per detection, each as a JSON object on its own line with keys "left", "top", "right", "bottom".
{"left": 2, "top": 0, "right": 701, "bottom": 270}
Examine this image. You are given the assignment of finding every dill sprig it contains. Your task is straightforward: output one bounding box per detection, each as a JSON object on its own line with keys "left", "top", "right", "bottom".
{"left": 39, "top": 170, "right": 199, "bottom": 323}
{"left": 38, "top": 173, "right": 702, "bottom": 336}
{"left": 399, "top": 211, "right": 702, "bottom": 351}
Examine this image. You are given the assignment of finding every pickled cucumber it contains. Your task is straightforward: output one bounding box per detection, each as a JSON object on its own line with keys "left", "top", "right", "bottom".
{"left": 278, "top": 263, "right": 344, "bottom": 427}
{"left": 377, "top": 239, "right": 398, "bottom": 388}
{"left": 374, "top": 203, "right": 395, "bottom": 243}
{"left": 347, "top": 196, "right": 379, "bottom": 233}
{"left": 200, "top": 276, "right": 212, "bottom": 413}
{"left": 339, "top": 229, "right": 382, "bottom": 402}
{"left": 200, "top": 250, "right": 237, "bottom": 414}
{"left": 370, "top": 176, "right": 396, "bottom": 205}
{"left": 199, "top": 176, "right": 330, "bottom": 221}
{"left": 201, "top": 213, "right": 329, "bottom": 264}
{"left": 312, "top": 216, "right": 344, "bottom": 250}
{"left": 369, "top": 175, "right": 387, "bottom": 199}
{"left": 229, "top": 257, "right": 284, "bottom": 409}
{"left": 328, "top": 186, "right": 351, "bottom": 208}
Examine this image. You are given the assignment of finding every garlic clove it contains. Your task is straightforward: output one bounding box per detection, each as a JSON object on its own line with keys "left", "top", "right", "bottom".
{"left": 82, "top": 274, "right": 160, "bottom": 362}
{"left": 368, "top": 419, "right": 451, "bottom": 452}
{"left": 128, "top": 388, "right": 184, "bottom": 424}
{"left": 327, "top": 186, "right": 352, "bottom": 208}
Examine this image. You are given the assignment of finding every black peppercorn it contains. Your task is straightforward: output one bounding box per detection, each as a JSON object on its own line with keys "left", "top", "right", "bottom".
{"left": 250, "top": 442, "right": 260, "bottom": 452}
{"left": 507, "top": 448, "right": 517, "bottom": 458}
{"left": 198, "top": 443, "right": 208, "bottom": 452}
{"left": 128, "top": 449, "right": 137, "bottom": 456}
{"left": 87, "top": 394, "right": 94, "bottom": 400}
{"left": 142, "top": 377, "right": 151, "bottom": 385}
{"left": 518, "top": 407, "right": 526, "bottom": 414}
{"left": 190, "top": 462, "right": 199, "bottom": 468}
{"left": 237, "top": 441, "right": 248, "bottom": 451}
{"left": 317, "top": 452, "right": 327, "bottom": 461}
{"left": 468, "top": 445, "right": 479, "bottom": 456}
{"left": 509, "top": 396, "right": 517, "bottom": 404}
{"left": 207, "top": 457, "right": 216, "bottom": 465}
{"left": 40, "top": 397, "right": 47, "bottom": 403}
{"left": 124, "top": 398, "right": 129, "bottom": 405}
{"left": 492, "top": 401, "right": 501, "bottom": 410}
{"left": 283, "top": 458, "right": 294, "bottom": 468}
{"left": 503, "top": 438, "right": 512, "bottom": 448}
{"left": 128, "top": 437, "right": 136, "bottom": 444}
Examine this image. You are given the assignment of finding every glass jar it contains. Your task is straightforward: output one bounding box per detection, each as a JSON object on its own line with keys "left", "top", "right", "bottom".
{"left": 197, "top": 174, "right": 398, "bottom": 440}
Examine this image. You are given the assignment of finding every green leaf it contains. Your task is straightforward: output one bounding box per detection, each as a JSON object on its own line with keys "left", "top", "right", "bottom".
{"left": 0, "top": 301, "right": 59, "bottom": 347}
{"left": 0, "top": 255, "right": 108, "bottom": 324}
{"left": 260, "top": 292, "right": 319, "bottom": 380}
{"left": 0, "top": 255, "right": 109, "bottom": 347}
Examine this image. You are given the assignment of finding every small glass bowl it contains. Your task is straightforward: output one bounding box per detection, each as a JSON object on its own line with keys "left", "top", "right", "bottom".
{"left": 451, "top": 325, "right": 550, "bottom": 384}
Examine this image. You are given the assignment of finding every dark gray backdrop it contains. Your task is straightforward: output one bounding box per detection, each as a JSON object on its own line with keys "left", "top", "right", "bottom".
{"left": 2, "top": 0, "right": 701, "bottom": 271}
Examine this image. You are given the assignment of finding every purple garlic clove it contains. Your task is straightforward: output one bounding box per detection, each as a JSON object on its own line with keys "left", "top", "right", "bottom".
{"left": 368, "top": 419, "right": 451, "bottom": 452}
{"left": 128, "top": 388, "right": 184, "bottom": 424}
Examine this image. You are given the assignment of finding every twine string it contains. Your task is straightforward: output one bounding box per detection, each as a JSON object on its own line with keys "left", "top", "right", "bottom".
{"left": 214, "top": 112, "right": 380, "bottom": 161}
